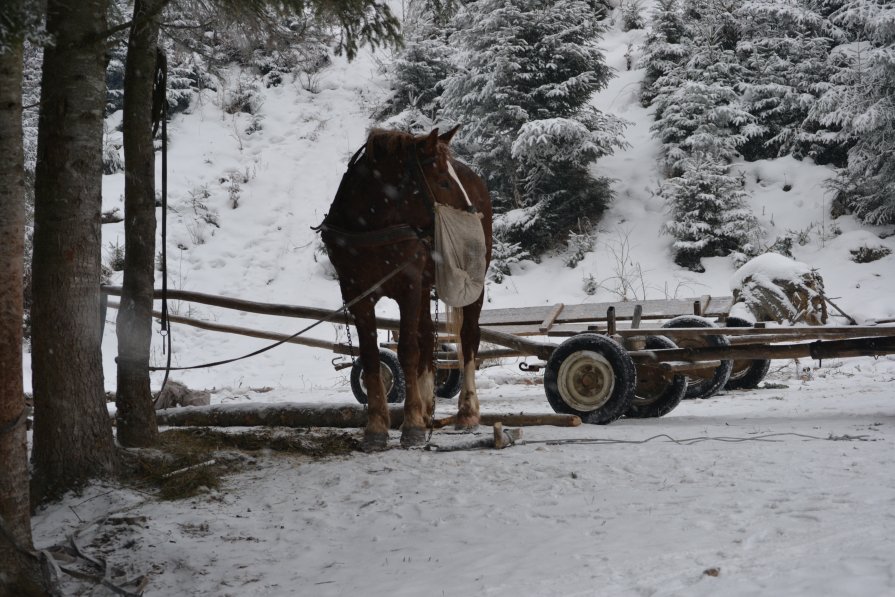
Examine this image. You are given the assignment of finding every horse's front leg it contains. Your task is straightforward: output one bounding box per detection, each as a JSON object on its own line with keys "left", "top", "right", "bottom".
{"left": 351, "top": 300, "right": 390, "bottom": 451}
{"left": 396, "top": 287, "right": 427, "bottom": 448}
{"left": 456, "top": 293, "right": 484, "bottom": 430}
{"left": 416, "top": 285, "right": 436, "bottom": 425}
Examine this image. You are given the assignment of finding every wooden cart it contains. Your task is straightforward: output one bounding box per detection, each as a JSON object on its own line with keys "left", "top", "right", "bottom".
{"left": 102, "top": 287, "right": 895, "bottom": 424}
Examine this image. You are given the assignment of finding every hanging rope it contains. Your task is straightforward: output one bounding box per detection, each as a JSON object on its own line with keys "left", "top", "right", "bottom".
{"left": 151, "top": 47, "right": 172, "bottom": 400}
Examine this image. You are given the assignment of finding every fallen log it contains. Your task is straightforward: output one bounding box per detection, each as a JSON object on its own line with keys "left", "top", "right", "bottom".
{"left": 155, "top": 402, "right": 580, "bottom": 429}
{"left": 432, "top": 412, "right": 580, "bottom": 429}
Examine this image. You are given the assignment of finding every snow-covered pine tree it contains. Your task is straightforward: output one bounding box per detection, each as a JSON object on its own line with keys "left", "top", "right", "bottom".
{"left": 441, "top": 0, "right": 626, "bottom": 255}
{"left": 510, "top": 113, "right": 626, "bottom": 251}
{"left": 640, "top": 0, "right": 689, "bottom": 107}
{"left": 661, "top": 153, "right": 760, "bottom": 271}
{"left": 735, "top": 0, "right": 837, "bottom": 161}
{"left": 651, "top": 47, "right": 752, "bottom": 174}
{"left": 810, "top": 0, "right": 895, "bottom": 224}
{"left": 375, "top": 19, "right": 454, "bottom": 126}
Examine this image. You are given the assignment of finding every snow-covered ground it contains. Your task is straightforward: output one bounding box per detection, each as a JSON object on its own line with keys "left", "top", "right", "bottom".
{"left": 28, "top": 7, "right": 895, "bottom": 596}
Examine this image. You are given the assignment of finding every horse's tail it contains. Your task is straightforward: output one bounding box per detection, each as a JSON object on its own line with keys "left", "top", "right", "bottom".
{"left": 445, "top": 305, "right": 464, "bottom": 364}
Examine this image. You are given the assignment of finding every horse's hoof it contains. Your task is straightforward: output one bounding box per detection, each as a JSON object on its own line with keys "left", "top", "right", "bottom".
{"left": 454, "top": 417, "right": 480, "bottom": 432}
{"left": 363, "top": 432, "right": 389, "bottom": 452}
{"left": 400, "top": 427, "right": 427, "bottom": 448}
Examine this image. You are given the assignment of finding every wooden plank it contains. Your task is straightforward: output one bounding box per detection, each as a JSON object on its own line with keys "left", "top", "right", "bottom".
{"left": 494, "top": 324, "right": 895, "bottom": 342}
{"left": 539, "top": 303, "right": 565, "bottom": 333}
{"left": 479, "top": 327, "right": 555, "bottom": 360}
{"left": 479, "top": 296, "right": 735, "bottom": 326}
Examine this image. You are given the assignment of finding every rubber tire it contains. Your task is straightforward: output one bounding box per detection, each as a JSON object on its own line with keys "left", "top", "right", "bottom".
{"left": 724, "top": 316, "right": 772, "bottom": 390}
{"left": 544, "top": 334, "right": 636, "bottom": 425}
{"left": 434, "top": 344, "right": 463, "bottom": 399}
{"left": 661, "top": 315, "right": 733, "bottom": 399}
{"left": 626, "top": 335, "right": 688, "bottom": 418}
{"left": 350, "top": 348, "right": 406, "bottom": 405}
{"left": 435, "top": 368, "right": 463, "bottom": 399}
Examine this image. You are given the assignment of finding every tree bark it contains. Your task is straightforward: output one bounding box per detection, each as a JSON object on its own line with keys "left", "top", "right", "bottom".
{"left": 115, "top": 0, "right": 165, "bottom": 447}
{"left": 30, "top": 0, "right": 117, "bottom": 504}
{"left": 0, "top": 7, "right": 49, "bottom": 594}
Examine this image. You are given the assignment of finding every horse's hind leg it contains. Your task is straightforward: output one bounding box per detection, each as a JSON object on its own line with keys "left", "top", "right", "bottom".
{"left": 455, "top": 295, "right": 484, "bottom": 430}
{"left": 352, "top": 300, "right": 389, "bottom": 451}
{"left": 396, "top": 289, "right": 427, "bottom": 448}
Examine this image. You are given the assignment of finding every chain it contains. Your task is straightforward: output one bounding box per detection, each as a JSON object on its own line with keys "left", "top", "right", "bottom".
{"left": 433, "top": 289, "right": 440, "bottom": 372}
{"left": 344, "top": 303, "right": 355, "bottom": 364}
{"left": 427, "top": 290, "right": 440, "bottom": 441}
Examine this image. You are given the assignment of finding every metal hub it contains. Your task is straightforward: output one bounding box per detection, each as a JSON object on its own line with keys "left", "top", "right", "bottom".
{"left": 557, "top": 350, "right": 615, "bottom": 412}
{"left": 360, "top": 362, "right": 395, "bottom": 396}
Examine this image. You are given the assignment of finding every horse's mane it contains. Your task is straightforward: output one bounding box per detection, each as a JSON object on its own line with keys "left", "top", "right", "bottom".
{"left": 365, "top": 128, "right": 451, "bottom": 164}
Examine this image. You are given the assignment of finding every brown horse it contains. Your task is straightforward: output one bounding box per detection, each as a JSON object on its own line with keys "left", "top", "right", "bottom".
{"left": 318, "top": 127, "right": 493, "bottom": 450}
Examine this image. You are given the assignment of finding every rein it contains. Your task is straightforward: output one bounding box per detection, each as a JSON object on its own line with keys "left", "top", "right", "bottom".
{"left": 147, "top": 252, "right": 421, "bottom": 372}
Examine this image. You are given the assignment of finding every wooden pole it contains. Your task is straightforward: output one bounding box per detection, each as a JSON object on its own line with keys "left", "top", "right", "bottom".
{"left": 629, "top": 335, "right": 895, "bottom": 363}
{"left": 106, "top": 300, "right": 353, "bottom": 355}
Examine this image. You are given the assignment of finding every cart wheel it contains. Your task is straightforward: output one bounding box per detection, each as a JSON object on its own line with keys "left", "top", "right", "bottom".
{"left": 724, "top": 317, "right": 772, "bottom": 390}
{"left": 544, "top": 334, "right": 636, "bottom": 424}
{"left": 626, "top": 336, "right": 688, "bottom": 418}
{"left": 435, "top": 368, "right": 463, "bottom": 399}
{"left": 434, "top": 344, "right": 463, "bottom": 399}
{"left": 661, "top": 315, "right": 733, "bottom": 399}
{"left": 350, "top": 349, "right": 406, "bottom": 405}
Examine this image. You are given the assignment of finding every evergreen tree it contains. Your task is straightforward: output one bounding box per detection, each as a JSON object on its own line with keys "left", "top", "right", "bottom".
{"left": 651, "top": 46, "right": 751, "bottom": 174}
{"left": 0, "top": 1, "right": 51, "bottom": 593}
{"left": 441, "top": 0, "right": 626, "bottom": 254}
{"left": 735, "top": 0, "right": 838, "bottom": 161}
{"left": 375, "top": 20, "right": 454, "bottom": 125}
{"left": 662, "top": 153, "right": 760, "bottom": 271}
{"left": 810, "top": 0, "right": 895, "bottom": 224}
{"left": 640, "top": 0, "right": 689, "bottom": 107}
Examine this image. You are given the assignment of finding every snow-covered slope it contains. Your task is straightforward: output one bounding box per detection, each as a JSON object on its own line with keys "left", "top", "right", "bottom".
{"left": 75, "top": 23, "right": 895, "bottom": 400}
{"left": 25, "top": 12, "right": 895, "bottom": 596}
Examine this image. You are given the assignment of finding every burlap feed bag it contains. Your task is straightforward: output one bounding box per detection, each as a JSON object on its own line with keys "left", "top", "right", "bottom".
{"left": 433, "top": 203, "right": 487, "bottom": 307}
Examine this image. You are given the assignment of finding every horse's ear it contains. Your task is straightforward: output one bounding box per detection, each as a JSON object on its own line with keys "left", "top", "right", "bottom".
{"left": 420, "top": 128, "right": 440, "bottom": 156}
{"left": 439, "top": 124, "right": 461, "bottom": 145}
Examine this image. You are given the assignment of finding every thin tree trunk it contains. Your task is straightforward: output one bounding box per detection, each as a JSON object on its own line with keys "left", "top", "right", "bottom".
{"left": 30, "top": 0, "right": 117, "bottom": 505}
{"left": 0, "top": 7, "right": 49, "bottom": 593}
{"left": 115, "top": 0, "right": 166, "bottom": 447}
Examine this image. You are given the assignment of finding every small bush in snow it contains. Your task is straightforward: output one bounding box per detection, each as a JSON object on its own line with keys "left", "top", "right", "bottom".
{"left": 488, "top": 238, "right": 529, "bottom": 284}
{"left": 850, "top": 245, "right": 891, "bottom": 264}
{"left": 103, "top": 141, "right": 124, "bottom": 175}
{"left": 564, "top": 223, "right": 597, "bottom": 269}
{"left": 106, "top": 240, "right": 126, "bottom": 272}
{"left": 223, "top": 75, "right": 262, "bottom": 115}
{"left": 620, "top": 0, "right": 646, "bottom": 31}
{"left": 582, "top": 274, "right": 598, "bottom": 296}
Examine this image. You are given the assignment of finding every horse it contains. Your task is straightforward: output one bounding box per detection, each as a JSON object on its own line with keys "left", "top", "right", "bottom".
{"left": 317, "top": 127, "right": 493, "bottom": 450}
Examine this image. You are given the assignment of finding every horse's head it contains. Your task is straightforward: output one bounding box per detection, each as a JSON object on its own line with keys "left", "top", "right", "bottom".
{"left": 364, "top": 126, "right": 465, "bottom": 215}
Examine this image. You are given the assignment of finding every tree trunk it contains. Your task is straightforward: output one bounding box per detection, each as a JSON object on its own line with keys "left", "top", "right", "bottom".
{"left": 115, "top": 0, "right": 165, "bottom": 447}
{"left": 30, "top": 0, "right": 117, "bottom": 504}
{"left": 0, "top": 8, "right": 49, "bottom": 594}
